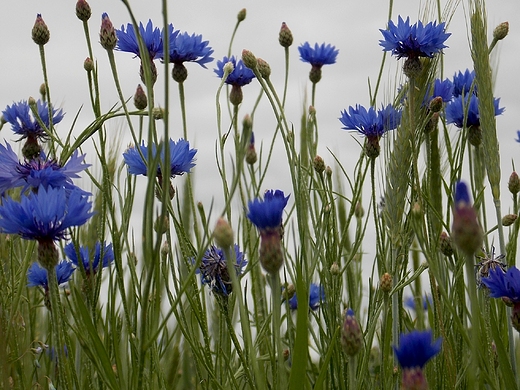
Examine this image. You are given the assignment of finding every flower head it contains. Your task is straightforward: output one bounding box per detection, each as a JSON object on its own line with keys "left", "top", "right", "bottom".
{"left": 452, "top": 69, "right": 477, "bottom": 98}
{"left": 445, "top": 94, "right": 504, "bottom": 129}
{"left": 288, "top": 283, "right": 325, "bottom": 311}
{"left": 163, "top": 31, "right": 213, "bottom": 68}
{"left": 27, "top": 260, "right": 75, "bottom": 290}
{"left": 196, "top": 244, "right": 247, "bottom": 296}
{"left": 247, "top": 190, "right": 289, "bottom": 231}
{"left": 0, "top": 186, "right": 93, "bottom": 242}
{"left": 214, "top": 56, "right": 255, "bottom": 87}
{"left": 65, "top": 241, "right": 114, "bottom": 275}
{"left": 394, "top": 329, "right": 442, "bottom": 369}
{"left": 423, "top": 78, "right": 453, "bottom": 107}
{"left": 482, "top": 266, "right": 520, "bottom": 302}
{"left": 379, "top": 16, "right": 450, "bottom": 59}
{"left": 339, "top": 104, "right": 401, "bottom": 138}
{"left": 116, "top": 20, "right": 167, "bottom": 60}
{"left": 123, "top": 138, "right": 197, "bottom": 178}
{"left": 298, "top": 42, "right": 338, "bottom": 68}
{"left": 2, "top": 100, "right": 64, "bottom": 140}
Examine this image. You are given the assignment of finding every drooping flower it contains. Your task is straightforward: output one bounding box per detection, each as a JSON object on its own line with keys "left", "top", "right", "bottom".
{"left": 0, "top": 185, "right": 93, "bottom": 242}
{"left": 214, "top": 55, "right": 255, "bottom": 87}
{"left": 451, "top": 181, "right": 483, "bottom": 256}
{"left": 247, "top": 190, "right": 290, "bottom": 231}
{"left": 379, "top": 16, "right": 450, "bottom": 59}
{"left": 27, "top": 260, "right": 75, "bottom": 290}
{"left": 452, "top": 69, "right": 477, "bottom": 98}
{"left": 2, "top": 100, "right": 64, "bottom": 141}
{"left": 196, "top": 244, "right": 247, "bottom": 296}
{"left": 298, "top": 42, "right": 338, "bottom": 83}
{"left": 116, "top": 20, "right": 170, "bottom": 60}
{"left": 288, "top": 283, "right": 325, "bottom": 311}
{"left": 339, "top": 104, "right": 401, "bottom": 158}
{"left": 65, "top": 241, "right": 114, "bottom": 275}
{"left": 0, "top": 143, "right": 90, "bottom": 195}
{"left": 123, "top": 138, "right": 197, "bottom": 178}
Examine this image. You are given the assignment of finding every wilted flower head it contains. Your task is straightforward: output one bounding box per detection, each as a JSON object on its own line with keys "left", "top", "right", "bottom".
{"left": 116, "top": 20, "right": 167, "bottom": 60}
{"left": 2, "top": 100, "right": 64, "bottom": 141}
{"left": 123, "top": 138, "right": 197, "bottom": 178}
{"left": 394, "top": 329, "right": 442, "bottom": 369}
{"left": 65, "top": 241, "right": 114, "bottom": 275}
{"left": 27, "top": 260, "right": 75, "bottom": 291}
{"left": 214, "top": 55, "right": 255, "bottom": 87}
{"left": 379, "top": 16, "right": 450, "bottom": 59}
{"left": 288, "top": 283, "right": 325, "bottom": 311}
{"left": 247, "top": 190, "right": 290, "bottom": 231}
{"left": 196, "top": 245, "right": 247, "bottom": 296}
{"left": 0, "top": 186, "right": 93, "bottom": 243}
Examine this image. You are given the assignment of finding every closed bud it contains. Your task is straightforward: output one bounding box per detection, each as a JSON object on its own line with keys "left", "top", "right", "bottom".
{"left": 439, "top": 232, "right": 454, "bottom": 256}
{"left": 512, "top": 303, "right": 520, "bottom": 333}
{"left": 100, "top": 13, "right": 117, "bottom": 50}
{"left": 39, "top": 83, "right": 47, "bottom": 98}
{"left": 428, "top": 96, "right": 443, "bottom": 113}
{"left": 330, "top": 262, "right": 340, "bottom": 276}
{"left": 502, "top": 214, "right": 518, "bottom": 227}
{"left": 313, "top": 155, "right": 325, "bottom": 175}
{"left": 245, "top": 133, "right": 257, "bottom": 165}
{"left": 84, "top": 57, "right": 94, "bottom": 72}
{"left": 279, "top": 22, "right": 293, "bottom": 48}
{"left": 237, "top": 8, "right": 247, "bottom": 22}
{"left": 213, "top": 218, "right": 234, "bottom": 249}
{"left": 380, "top": 272, "right": 392, "bottom": 293}
{"left": 134, "top": 84, "right": 148, "bottom": 110}
{"left": 452, "top": 182, "right": 483, "bottom": 256}
{"left": 223, "top": 61, "right": 235, "bottom": 76}
{"left": 230, "top": 85, "right": 243, "bottom": 106}
{"left": 259, "top": 227, "right": 284, "bottom": 274}
{"left": 241, "top": 49, "right": 257, "bottom": 70}
{"left": 283, "top": 283, "right": 295, "bottom": 300}
{"left": 76, "top": 0, "right": 92, "bottom": 22}
{"left": 152, "top": 107, "right": 164, "bottom": 120}
{"left": 161, "top": 241, "right": 170, "bottom": 257}
{"left": 32, "top": 14, "right": 50, "bottom": 46}
{"left": 493, "top": 22, "right": 509, "bottom": 41}
{"left": 508, "top": 172, "right": 520, "bottom": 195}
{"left": 154, "top": 215, "right": 169, "bottom": 235}
{"left": 355, "top": 202, "right": 364, "bottom": 219}
{"left": 257, "top": 58, "right": 271, "bottom": 79}
{"left": 172, "top": 63, "right": 188, "bottom": 83}
{"left": 325, "top": 166, "right": 332, "bottom": 178}
{"left": 341, "top": 309, "right": 363, "bottom": 356}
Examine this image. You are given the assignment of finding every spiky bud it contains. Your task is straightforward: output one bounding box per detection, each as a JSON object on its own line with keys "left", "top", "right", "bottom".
{"left": 237, "top": 8, "right": 246, "bottom": 22}
{"left": 313, "top": 155, "right": 325, "bottom": 175}
{"left": 161, "top": 241, "right": 170, "bottom": 257}
{"left": 424, "top": 112, "right": 439, "bottom": 134}
{"left": 309, "top": 66, "right": 322, "bottom": 84}
{"left": 502, "top": 214, "right": 518, "bottom": 227}
{"left": 32, "top": 14, "right": 50, "bottom": 46}
{"left": 428, "top": 96, "right": 443, "bottom": 113}
{"left": 279, "top": 22, "right": 293, "bottom": 48}
{"left": 152, "top": 107, "right": 164, "bottom": 120}
{"left": 380, "top": 272, "right": 392, "bottom": 293}
{"left": 468, "top": 125, "right": 482, "bottom": 146}
{"left": 76, "top": 0, "right": 92, "bottom": 22}
{"left": 257, "top": 58, "right": 271, "bottom": 79}
{"left": 508, "top": 172, "right": 520, "bottom": 195}
{"left": 452, "top": 182, "right": 483, "bottom": 257}
{"left": 403, "top": 57, "right": 422, "bottom": 79}
{"left": 283, "top": 283, "right": 296, "bottom": 300}
{"left": 259, "top": 228, "right": 284, "bottom": 274}
{"left": 493, "top": 22, "right": 509, "bottom": 41}
{"left": 341, "top": 309, "right": 363, "bottom": 356}
{"left": 172, "top": 63, "right": 188, "bottom": 83}
{"left": 241, "top": 49, "right": 257, "bottom": 70}
{"left": 84, "top": 57, "right": 94, "bottom": 72}
{"left": 134, "top": 84, "right": 148, "bottom": 110}
{"left": 100, "top": 13, "right": 117, "bottom": 50}
{"left": 230, "top": 85, "right": 243, "bottom": 106}
{"left": 439, "top": 232, "right": 454, "bottom": 257}
{"left": 245, "top": 132, "right": 257, "bottom": 165}
{"left": 213, "top": 218, "right": 234, "bottom": 249}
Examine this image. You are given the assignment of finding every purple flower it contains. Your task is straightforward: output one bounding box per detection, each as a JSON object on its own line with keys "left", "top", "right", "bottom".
{"left": 288, "top": 283, "right": 325, "bottom": 311}
{"left": 27, "top": 260, "right": 75, "bottom": 290}
{"left": 516, "top": 131, "right": 520, "bottom": 143}
{"left": 452, "top": 69, "right": 477, "bottom": 98}
{"left": 162, "top": 31, "right": 213, "bottom": 68}
{"left": 116, "top": 20, "right": 172, "bottom": 60}
{"left": 423, "top": 78, "right": 453, "bottom": 106}
{"left": 0, "top": 186, "right": 93, "bottom": 242}
{"left": 482, "top": 266, "right": 520, "bottom": 302}
{"left": 445, "top": 94, "right": 504, "bottom": 128}
{"left": 339, "top": 104, "right": 401, "bottom": 138}
{"left": 214, "top": 56, "right": 255, "bottom": 87}
{"left": 394, "top": 329, "right": 442, "bottom": 369}
{"left": 379, "top": 16, "right": 450, "bottom": 59}
{"left": 196, "top": 245, "right": 247, "bottom": 296}
{"left": 404, "top": 294, "right": 433, "bottom": 311}
{"left": 247, "top": 190, "right": 289, "bottom": 230}
{"left": 298, "top": 42, "right": 338, "bottom": 68}
{"left": 2, "top": 100, "right": 64, "bottom": 140}
{"left": 123, "top": 138, "right": 197, "bottom": 177}
{"left": 65, "top": 241, "right": 114, "bottom": 275}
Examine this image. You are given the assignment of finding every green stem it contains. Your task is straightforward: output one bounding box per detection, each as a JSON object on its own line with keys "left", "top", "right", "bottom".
{"left": 270, "top": 272, "right": 286, "bottom": 389}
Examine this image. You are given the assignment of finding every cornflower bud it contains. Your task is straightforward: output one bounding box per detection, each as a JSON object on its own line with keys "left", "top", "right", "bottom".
{"left": 245, "top": 133, "right": 257, "bottom": 165}
{"left": 439, "top": 232, "right": 454, "bottom": 257}
{"left": 313, "top": 155, "right": 325, "bottom": 175}
{"left": 100, "top": 13, "right": 117, "bottom": 50}
{"left": 325, "top": 166, "right": 332, "bottom": 178}
{"left": 509, "top": 172, "right": 520, "bottom": 195}
{"left": 502, "top": 214, "right": 518, "bottom": 227}
{"left": 428, "top": 96, "right": 443, "bottom": 113}
{"left": 237, "top": 8, "right": 246, "bottom": 22}
{"left": 213, "top": 218, "right": 234, "bottom": 249}
{"left": 84, "top": 57, "right": 94, "bottom": 72}
{"left": 493, "top": 22, "right": 509, "bottom": 41}
{"left": 152, "top": 107, "right": 164, "bottom": 120}
{"left": 32, "top": 14, "right": 50, "bottom": 46}
{"left": 134, "top": 84, "right": 148, "bottom": 110}
{"left": 452, "top": 181, "right": 483, "bottom": 257}
{"left": 241, "top": 49, "right": 257, "bottom": 70}
{"left": 341, "top": 309, "right": 363, "bottom": 356}
{"left": 257, "top": 58, "right": 271, "bottom": 79}
{"left": 76, "top": 0, "right": 92, "bottom": 22}
{"left": 380, "top": 272, "right": 392, "bottom": 293}
{"left": 39, "top": 83, "right": 47, "bottom": 98}
{"left": 330, "top": 262, "right": 340, "bottom": 276}
{"left": 279, "top": 22, "right": 293, "bottom": 48}
{"left": 354, "top": 202, "right": 364, "bottom": 219}
{"left": 154, "top": 215, "right": 169, "bottom": 235}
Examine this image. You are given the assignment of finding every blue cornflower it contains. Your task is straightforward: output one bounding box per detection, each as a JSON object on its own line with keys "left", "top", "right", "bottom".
{"left": 445, "top": 94, "right": 504, "bottom": 129}
{"left": 379, "top": 16, "right": 450, "bottom": 59}
{"left": 298, "top": 42, "right": 338, "bottom": 67}
{"left": 123, "top": 138, "right": 197, "bottom": 178}
{"left": 288, "top": 283, "right": 325, "bottom": 311}
{"left": 196, "top": 244, "right": 247, "bottom": 296}
{"left": 0, "top": 143, "right": 90, "bottom": 195}
{"left": 247, "top": 190, "right": 290, "bottom": 231}
{"left": 116, "top": 20, "right": 170, "bottom": 60}
{"left": 482, "top": 266, "right": 520, "bottom": 303}
{"left": 516, "top": 131, "right": 520, "bottom": 143}
{"left": 0, "top": 185, "right": 93, "bottom": 242}
{"left": 339, "top": 104, "right": 401, "bottom": 138}
{"left": 404, "top": 294, "right": 433, "bottom": 311}
{"left": 65, "top": 241, "right": 114, "bottom": 275}
{"left": 394, "top": 329, "right": 442, "bottom": 369}
{"left": 27, "top": 260, "right": 75, "bottom": 291}
{"left": 214, "top": 55, "right": 255, "bottom": 87}
{"left": 423, "top": 78, "right": 454, "bottom": 107}
{"left": 2, "top": 100, "right": 64, "bottom": 140}
{"left": 163, "top": 31, "right": 213, "bottom": 68}
{"left": 452, "top": 69, "right": 477, "bottom": 98}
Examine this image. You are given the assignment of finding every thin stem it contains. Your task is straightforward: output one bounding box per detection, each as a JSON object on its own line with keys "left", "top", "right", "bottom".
{"left": 270, "top": 272, "right": 286, "bottom": 389}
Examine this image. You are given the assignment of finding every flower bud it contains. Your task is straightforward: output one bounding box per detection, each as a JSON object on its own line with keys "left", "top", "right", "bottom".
{"left": 325, "top": 166, "right": 332, "bottom": 178}
{"left": 509, "top": 172, "right": 520, "bottom": 195}
{"left": 380, "top": 272, "right": 392, "bottom": 293}
{"left": 32, "top": 14, "right": 50, "bottom": 45}
{"left": 172, "top": 63, "right": 188, "bottom": 83}
{"left": 279, "top": 22, "right": 293, "bottom": 48}
{"left": 237, "top": 8, "right": 247, "bottom": 22}
{"left": 245, "top": 133, "right": 257, "bottom": 165}
{"left": 502, "top": 214, "right": 518, "bottom": 227}
{"left": 100, "top": 13, "right": 117, "bottom": 50}
{"left": 223, "top": 61, "right": 235, "bottom": 76}
{"left": 259, "top": 228, "right": 284, "bottom": 274}
{"left": 76, "top": 0, "right": 92, "bottom": 22}
{"left": 84, "top": 57, "right": 94, "bottom": 72}
{"left": 493, "top": 22, "right": 509, "bottom": 41}
{"left": 241, "top": 49, "right": 257, "bottom": 70}
{"left": 283, "top": 283, "right": 295, "bottom": 300}
{"left": 257, "top": 58, "right": 271, "bottom": 79}
{"left": 152, "top": 107, "right": 164, "bottom": 120}
{"left": 330, "top": 262, "right": 340, "bottom": 276}
{"left": 230, "top": 85, "right": 243, "bottom": 106}
{"left": 154, "top": 215, "right": 169, "bottom": 235}
{"left": 512, "top": 303, "right": 520, "bottom": 333}
{"left": 354, "top": 202, "right": 364, "bottom": 219}
{"left": 439, "top": 232, "right": 454, "bottom": 257}
{"left": 134, "top": 84, "right": 148, "bottom": 110}
{"left": 313, "top": 155, "right": 325, "bottom": 175}
{"left": 428, "top": 96, "right": 443, "bottom": 113}
{"left": 39, "top": 83, "right": 47, "bottom": 98}
{"left": 161, "top": 241, "right": 170, "bottom": 257}
{"left": 213, "top": 218, "right": 234, "bottom": 249}
{"left": 341, "top": 309, "right": 363, "bottom": 356}
{"left": 452, "top": 182, "right": 483, "bottom": 256}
